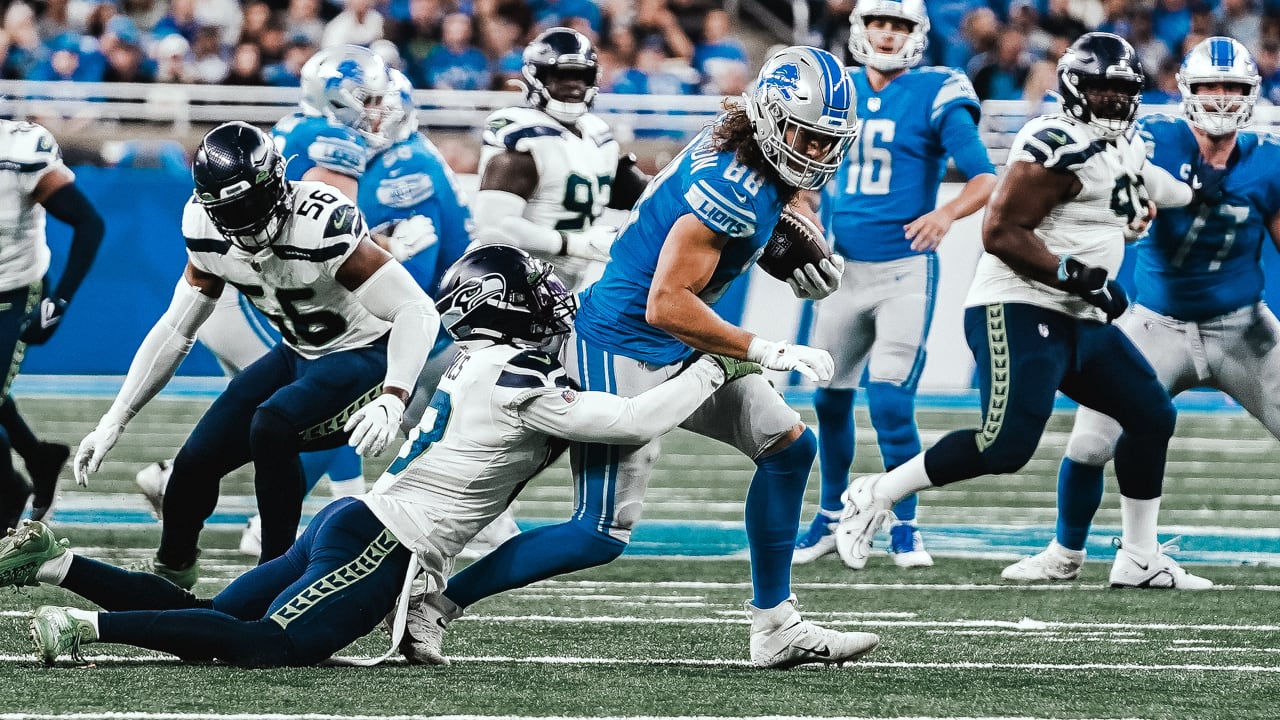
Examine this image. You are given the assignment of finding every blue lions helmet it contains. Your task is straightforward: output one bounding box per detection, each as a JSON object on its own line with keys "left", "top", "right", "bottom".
{"left": 378, "top": 68, "right": 418, "bottom": 146}
{"left": 744, "top": 46, "right": 859, "bottom": 190}
{"left": 1178, "top": 36, "right": 1261, "bottom": 136}
{"left": 299, "top": 44, "right": 393, "bottom": 150}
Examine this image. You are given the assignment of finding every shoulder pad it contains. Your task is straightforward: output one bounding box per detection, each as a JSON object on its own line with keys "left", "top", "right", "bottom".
{"left": 930, "top": 70, "right": 981, "bottom": 124}
{"left": 577, "top": 114, "right": 616, "bottom": 148}
{"left": 496, "top": 349, "right": 572, "bottom": 390}
{"left": 685, "top": 175, "right": 759, "bottom": 238}
{"left": 483, "top": 107, "right": 565, "bottom": 152}
{"left": 181, "top": 199, "right": 232, "bottom": 255}
{"left": 0, "top": 122, "right": 61, "bottom": 172}
{"left": 1016, "top": 117, "right": 1106, "bottom": 172}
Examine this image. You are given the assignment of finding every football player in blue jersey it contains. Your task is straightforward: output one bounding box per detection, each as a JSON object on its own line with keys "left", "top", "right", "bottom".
{"left": 402, "top": 46, "right": 881, "bottom": 670}
{"left": 794, "top": 0, "right": 997, "bottom": 570}
{"left": 836, "top": 33, "right": 1210, "bottom": 590}
{"left": 1003, "top": 36, "right": 1276, "bottom": 587}
{"left": 133, "top": 46, "right": 399, "bottom": 558}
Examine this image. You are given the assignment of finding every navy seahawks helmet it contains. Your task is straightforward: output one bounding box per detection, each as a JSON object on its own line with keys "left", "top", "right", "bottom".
{"left": 522, "top": 27, "right": 599, "bottom": 124}
{"left": 435, "top": 244, "right": 576, "bottom": 344}
{"left": 192, "top": 121, "right": 293, "bottom": 251}
{"left": 1057, "top": 32, "right": 1144, "bottom": 139}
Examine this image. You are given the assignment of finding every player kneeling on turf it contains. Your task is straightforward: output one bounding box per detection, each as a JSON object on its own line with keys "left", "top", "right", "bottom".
{"left": 0, "top": 245, "right": 769, "bottom": 668}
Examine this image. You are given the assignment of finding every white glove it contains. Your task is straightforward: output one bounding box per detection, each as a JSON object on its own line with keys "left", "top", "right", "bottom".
{"left": 387, "top": 215, "right": 438, "bottom": 262}
{"left": 345, "top": 393, "right": 407, "bottom": 456}
{"left": 74, "top": 423, "right": 125, "bottom": 486}
{"left": 787, "top": 255, "right": 845, "bottom": 300}
{"left": 562, "top": 224, "right": 617, "bottom": 263}
{"left": 746, "top": 337, "right": 835, "bottom": 382}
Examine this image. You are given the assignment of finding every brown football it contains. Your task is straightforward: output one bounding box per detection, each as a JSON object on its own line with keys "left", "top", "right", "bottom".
{"left": 757, "top": 206, "right": 832, "bottom": 281}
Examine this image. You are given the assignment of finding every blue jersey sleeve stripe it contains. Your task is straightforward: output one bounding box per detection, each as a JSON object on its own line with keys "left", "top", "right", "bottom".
{"left": 692, "top": 180, "right": 757, "bottom": 221}
{"left": 930, "top": 79, "right": 981, "bottom": 126}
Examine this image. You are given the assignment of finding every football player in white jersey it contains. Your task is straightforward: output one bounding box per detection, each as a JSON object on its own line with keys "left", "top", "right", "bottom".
{"left": 72, "top": 122, "right": 438, "bottom": 590}
{"left": 834, "top": 33, "right": 1211, "bottom": 587}
{"left": 0, "top": 120, "right": 104, "bottom": 529}
{"left": 469, "top": 27, "right": 650, "bottom": 292}
{"left": 0, "top": 245, "right": 772, "bottom": 668}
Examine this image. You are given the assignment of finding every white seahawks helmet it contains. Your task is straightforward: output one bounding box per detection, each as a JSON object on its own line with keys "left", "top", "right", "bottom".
{"left": 744, "top": 46, "right": 859, "bottom": 190}
{"left": 848, "top": 0, "right": 930, "bottom": 71}
{"left": 298, "top": 44, "right": 394, "bottom": 150}
{"left": 378, "top": 68, "right": 418, "bottom": 146}
{"left": 1177, "top": 36, "right": 1261, "bottom": 136}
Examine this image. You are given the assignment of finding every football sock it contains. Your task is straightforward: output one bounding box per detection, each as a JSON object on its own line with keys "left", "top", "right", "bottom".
{"left": 99, "top": 608, "right": 287, "bottom": 665}
{"left": 445, "top": 520, "right": 626, "bottom": 609}
{"left": 36, "top": 549, "right": 73, "bottom": 584}
{"left": 60, "top": 555, "right": 202, "bottom": 611}
{"left": 1055, "top": 458, "right": 1105, "bottom": 552}
{"left": 249, "top": 408, "right": 307, "bottom": 563}
{"left": 746, "top": 426, "right": 815, "bottom": 609}
{"left": 892, "top": 493, "right": 918, "bottom": 524}
{"left": 0, "top": 395, "right": 39, "bottom": 459}
{"left": 866, "top": 381, "right": 921, "bottom": 469}
{"left": 67, "top": 607, "right": 99, "bottom": 636}
{"left": 876, "top": 453, "right": 933, "bottom": 503}
{"left": 813, "top": 387, "right": 855, "bottom": 513}
{"left": 1120, "top": 495, "right": 1161, "bottom": 557}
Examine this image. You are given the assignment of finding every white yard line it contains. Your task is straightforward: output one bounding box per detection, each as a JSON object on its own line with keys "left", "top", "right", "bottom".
{"left": 0, "top": 714, "right": 1153, "bottom": 720}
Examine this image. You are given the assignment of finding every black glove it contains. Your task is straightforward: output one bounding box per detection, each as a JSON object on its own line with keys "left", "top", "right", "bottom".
{"left": 1057, "top": 257, "right": 1129, "bottom": 323}
{"left": 19, "top": 297, "right": 68, "bottom": 345}
{"left": 1188, "top": 157, "right": 1228, "bottom": 207}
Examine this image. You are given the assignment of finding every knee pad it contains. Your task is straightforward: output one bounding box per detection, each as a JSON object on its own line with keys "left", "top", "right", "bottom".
{"left": 1066, "top": 428, "right": 1118, "bottom": 466}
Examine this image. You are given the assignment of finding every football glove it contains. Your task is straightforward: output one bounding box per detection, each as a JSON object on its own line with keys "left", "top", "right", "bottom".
{"left": 684, "top": 353, "right": 762, "bottom": 384}
{"left": 386, "top": 216, "right": 438, "bottom": 263}
{"left": 74, "top": 422, "right": 124, "bottom": 486}
{"left": 787, "top": 255, "right": 845, "bottom": 300}
{"left": 19, "top": 297, "right": 68, "bottom": 345}
{"left": 345, "top": 393, "right": 406, "bottom": 457}
{"left": 746, "top": 337, "right": 834, "bottom": 382}
{"left": 562, "top": 225, "right": 616, "bottom": 263}
{"left": 1057, "top": 256, "right": 1129, "bottom": 323}
{"left": 1189, "top": 157, "right": 1228, "bottom": 207}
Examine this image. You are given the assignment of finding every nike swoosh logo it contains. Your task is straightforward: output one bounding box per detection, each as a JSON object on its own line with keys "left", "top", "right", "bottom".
{"left": 435, "top": 617, "right": 447, "bottom": 629}
{"left": 1133, "top": 559, "right": 1149, "bottom": 571}
{"left": 40, "top": 302, "right": 57, "bottom": 328}
{"left": 1047, "top": 131, "right": 1068, "bottom": 144}
{"left": 730, "top": 188, "right": 750, "bottom": 205}
{"left": 795, "top": 644, "right": 832, "bottom": 657}
{"left": 1191, "top": 178, "right": 1203, "bottom": 189}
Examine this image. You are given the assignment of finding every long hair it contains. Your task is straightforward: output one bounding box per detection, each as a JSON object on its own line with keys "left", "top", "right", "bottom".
{"left": 710, "top": 100, "right": 798, "bottom": 204}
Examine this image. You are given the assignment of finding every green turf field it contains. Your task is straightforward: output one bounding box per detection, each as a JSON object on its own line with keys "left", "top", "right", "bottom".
{"left": 0, "top": 395, "right": 1277, "bottom": 720}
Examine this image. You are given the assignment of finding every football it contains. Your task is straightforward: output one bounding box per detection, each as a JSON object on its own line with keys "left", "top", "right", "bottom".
{"left": 757, "top": 206, "right": 831, "bottom": 281}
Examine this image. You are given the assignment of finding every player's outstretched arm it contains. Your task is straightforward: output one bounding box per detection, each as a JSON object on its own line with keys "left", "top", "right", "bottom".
{"left": 517, "top": 355, "right": 754, "bottom": 444}
{"left": 25, "top": 170, "right": 105, "bottom": 345}
{"left": 339, "top": 238, "right": 439, "bottom": 456}
{"left": 982, "top": 161, "right": 1080, "bottom": 285}
{"left": 75, "top": 263, "right": 221, "bottom": 485}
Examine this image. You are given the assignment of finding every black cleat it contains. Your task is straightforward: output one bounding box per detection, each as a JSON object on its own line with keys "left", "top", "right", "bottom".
{"left": 0, "top": 473, "right": 32, "bottom": 532}
{"left": 27, "top": 442, "right": 70, "bottom": 523}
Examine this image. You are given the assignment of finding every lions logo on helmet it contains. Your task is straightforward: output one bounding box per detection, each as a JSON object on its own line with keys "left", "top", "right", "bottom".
{"left": 192, "top": 121, "right": 294, "bottom": 251}
{"left": 848, "top": 0, "right": 931, "bottom": 72}
{"left": 745, "top": 46, "right": 859, "bottom": 190}
{"left": 521, "top": 27, "right": 599, "bottom": 124}
{"left": 1177, "top": 36, "right": 1261, "bottom": 137}
{"left": 435, "top": 245, "right": 577, "bottom": 344}
{"left": 299, "top": 45, "right": 393, "bottom": 150}
{"left": 1057, "top": 32, "right": 1145, "bottom": 139}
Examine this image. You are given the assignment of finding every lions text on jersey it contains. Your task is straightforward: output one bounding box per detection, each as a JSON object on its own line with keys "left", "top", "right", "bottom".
{"left": 0, "top": 120, "right": 63, "bottom": 292}
{"left": 574, "top": 126, "right": 782, "bottom": 365}
{"left": 1135, "top": 114, "right": 1280, "bottom": 321}
{"left": 824, "top": 68, "right": 991, "bottom": 261}
{"left": 271, "top": 113, "right": 368, "bottom": 181}
{"left": 360, "top": 132, "right": 473, "bottom": 297}
{"left": 965, "top": 115, "right": 1149, "bottom": 322}
{"left": 181, "top": 181, "right": 389, "bottom": 359}
{"left": 479, "top": 106, "right": 619, "bottom": 289}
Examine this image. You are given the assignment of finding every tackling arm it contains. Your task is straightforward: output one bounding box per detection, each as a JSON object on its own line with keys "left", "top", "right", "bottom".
{"left": 1142, "top": 160, "right": 1193, "bottom": 208}
{"left": 303, "top": 166, "right": 359, "bottom": 201}
{"left": 607, "top": 153, "right": 651, "bottom": 210}
{"left": 518, "top": 355, "right": 727, "bottom": 444}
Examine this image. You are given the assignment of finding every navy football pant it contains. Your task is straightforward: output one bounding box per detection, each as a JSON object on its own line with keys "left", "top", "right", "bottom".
{"left": 66, "top": 498, "right": 411, "bottom": 667}
{"left": 924, "top": 304, "right": 1174, "bottom": 500}
{"left": 160, "top": 341, "right": 386, "bottom": 568}
{"left": 0, "top": 281, "right": 41, "bottom": 528}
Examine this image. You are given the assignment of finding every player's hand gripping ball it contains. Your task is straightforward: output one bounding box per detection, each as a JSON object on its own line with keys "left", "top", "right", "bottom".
{"left": 757, "top": 206, "right": 832, "bottom": 281}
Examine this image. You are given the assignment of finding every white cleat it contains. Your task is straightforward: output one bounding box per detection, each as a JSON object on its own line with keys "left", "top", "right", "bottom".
{"left": 400, "top": 592, "right": 463, "bottom": 665}
{"left": 1109, "top": 538, "right": 1213, "bottom": 590}
{"left": 792, "top": 510, "right": 840, "bottom": 565}
{"left": 1002, "top": 539, "right": 1086, "bottom": 582}
{"left": 746, "top": 594, "right": 879, "bottom": 669}
{"left": 134, "top": 460, "right": 172, "bottom": 521}
{"left": 238, "top": 515, "right": 263, "bottom": 558}
{"left": 459, "top": 507, "right": 522, "bottom": 560}
{"left": 834, "top": 474, "right": 893, "bottom": 570}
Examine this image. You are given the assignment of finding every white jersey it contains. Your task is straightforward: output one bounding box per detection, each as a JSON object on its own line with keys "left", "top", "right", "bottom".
{"left": 966, "top": 115, "right": 1149, "bottom": 322}
{"left": 181, "top": 180, "right": 390, "bottom": 359}
{"left": 479, "top": 106, "right": 620, "bottom": 289}
{"left": 362, "top": 342, "right": 575, "bottom": 591}
{"left": 0, "top": 121, "right": 64, "bottom": 292}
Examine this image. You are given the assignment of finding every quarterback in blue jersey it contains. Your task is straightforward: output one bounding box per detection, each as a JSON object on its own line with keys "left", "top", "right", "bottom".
{"left": 796, "top": 0, "right": 997, "bottom": 570}
{"left": 1004, "top": 36, "right": 1278, "bottom": 586}
{"left": 402, "top": 47, "right": 881, "bottom": 670}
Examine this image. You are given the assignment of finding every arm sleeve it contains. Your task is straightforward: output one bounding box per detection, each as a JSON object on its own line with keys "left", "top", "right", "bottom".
{"left": 352, "top": 259, "right": 440, "bottom": 394}
{"left": 515, "top": 358, "right": 725, "bottom": 444}
{"left": 99, "top": 279, "right": 217, "bottom": 427}
{"left": 469, "top": 189, "right": 565, "bottom": 256}
{"left": 41, "top": 182, "right": 105, "bottom": 302}
{"left": 936, "top": 105, "right": 995, "bottom": 180}
{"left": 1143, "top": 159, "right": 1193, "bottom": 208}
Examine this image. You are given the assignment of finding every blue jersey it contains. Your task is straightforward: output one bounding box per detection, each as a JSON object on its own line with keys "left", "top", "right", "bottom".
{"left": 359, "top": 132, "right": 473, "bottom": 296}
{"left": 1135, "top": 114, "right": 1280, "bottom": 321}
{"left": 824, "top": 68, "right": 990, "bottom": 262}
{"left": 271, "top": 112, "right": 367, "bottom": 181}
{"left": 574, "top": 125, "right": 782, "bottom": 365}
